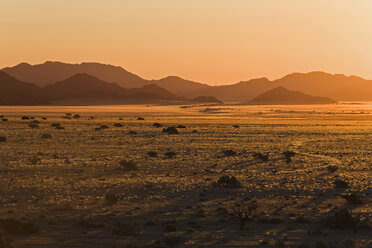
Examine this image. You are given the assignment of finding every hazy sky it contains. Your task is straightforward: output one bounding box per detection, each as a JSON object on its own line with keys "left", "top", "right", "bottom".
{"left": 1, "top": 0, "right": 372, "bottom": 84}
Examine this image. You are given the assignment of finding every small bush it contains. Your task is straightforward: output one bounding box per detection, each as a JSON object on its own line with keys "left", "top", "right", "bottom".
{"left": 29, "top": 156, "right": 42, "bottom": 165}
{"left": 253, "top": 152, "right": 269, "bottom": 162}
{"left": 147, "top": 151, "right": 158, "bottom": 158}
{"left": 283, "top": 151, "right": 296, "bottom": 163}
{"left": 120, "top": 160, "right": 137, "bottom": 171}
{"left": 29, "top": 124, "right": 39, "bottom": 129}
{"left": 55, "top": 126, "right": 65, "bottom": 130}
{"left": 128, "top": 130, "right": 137, "bottom": 135}
{"left": 215, "top": 175, "right": 242, "bottom": 188}
{"left": 333, "top": 179, "right": 349, "bottom": 189}
{"left": 137, "top": 117, "right": 144, "bottom": 120}
{"left": 153, "top": 122, "right": 162, "bottom": 128}
{"left": 0, "top": 136, "right": 6, "bottom": 142}
{"left": 51, "top": 123, "right": 60, "bottom": 127}
{"left": 324, "top": 209, "right": 358, "bottom": 229}
{"left": 1, "top": 119, "right": 8, "bottom": 122}
{"left": 342, "top": 193, "right": 362, "bottom": 204}
{"left": 73, "top": 114, "right": 80, "bottom": 119}
{"left": 100, "top": 125, "right": 109, "bottom": 129}
{"left": 113, "top": 123, "right": 123, "bottom": 127}
{"left": 177, "top": 125, "right": 186, "bottom": 128}
{"left": 165, "top": 151, "right": 177, "bottom": 158}
{"left": 327, "top": 165, "right": 338, "bottom": 173}
{"left": 21, "top": 116, "right": 30, "bottom": 120}
{"left": 162, "top": 127, "right": 178, "bottom": 134}
{"left": 233, "top": 202, "right": 257, "bottom": 230}
{"left": 223, "top": 150, "right": 236, "bottom": 157}
{"left": 0, "top": 218, "right": 40, "bottom": 235}
{"left": 41, "top": 133, "right": 52, "bottom": 139}
{"left": 233, "top": 125, "right": 240, "bottom": 128}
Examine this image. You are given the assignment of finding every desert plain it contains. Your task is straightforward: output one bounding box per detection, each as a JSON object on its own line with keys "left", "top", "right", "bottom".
{"left": 0, "top": 103, "right": 371, "bottom": 248}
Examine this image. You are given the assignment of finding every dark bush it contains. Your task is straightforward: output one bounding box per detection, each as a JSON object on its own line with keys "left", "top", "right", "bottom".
{"left": 233, "top": 125, "right": 240, "bottom": 128}
{"left": 327, "top": 165, "right": 338, "bottom": 173}
{"left": 0, "top": 136, "right": 6, "bottom": 142}
{"left": 165, "top": 151, "right": 177, "bottom": 158}
{"left": 223, "top": 150, "right": 236, "bottom": 157}
{"left": 128, "top": 130, "right": 137, "bottom": 135}
{"left": 29, "top": 124, "right": 39, "bottom": 129}
{"left": 113, "top": 123, "right": 123, "bottom": 127}
{"left": 164, "top": 224, "right": 177, "bottom": 232}
{"left": 177, "top": 125, "right": 186, "bottom": 128}
{"left": 233, "top": 203, "right": 257, "bottom": 230}
{"left": 100, "top": 125, "right": 109, "bottom": 129}
{"left": 137, "top": 117, "right": 144, "bottom": 120}
{"left": 253, "top": 152, "right": 269, "bottom": 162}
{"left": 215, "top": 175, "right": 242, "bottom": 188}
{"left": 283, "top": 151, "right": 296, "bottom": 163}
{"left": 2, "top": 119, "right": 8, "bottom": 122}
{"left": 342, "top": 193, "right": 362, "bottom": 204}
{"left": 162, "top": 127, "right": 178, "bottom": 134}
{"left": 147, "top": 151, "right": 158, "bottom": 158}
{"left": 41, "top": 133, "right": 52, "bottom": 139}
{"left": 120, "top": 160, "right": 137, "bottom": 171}
{"left": 153, "top": 122, "right": 162, "bottom": 128}
{"left": 333, "top": 179, "right": 349, "bottom": 189}
{"left": 73, "top": 114, "right": 80, "bottom": 119}
{"left": 21, "top": 116, "right": 30, "bottom": 120}
{"left": 324, "top": 209, "right": 358, "bottom": 229}
{"left": 51, "top": 123, "right": 60, "bottom": 127}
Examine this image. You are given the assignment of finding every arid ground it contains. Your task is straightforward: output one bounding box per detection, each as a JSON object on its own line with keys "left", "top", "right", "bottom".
{"left": 0, "top": 103, "right": 371, "bottom": 248}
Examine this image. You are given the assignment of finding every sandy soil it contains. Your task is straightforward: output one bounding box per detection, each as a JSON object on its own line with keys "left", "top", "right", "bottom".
{"left": 0, "top": 103, "right": 371, "bottom": 248}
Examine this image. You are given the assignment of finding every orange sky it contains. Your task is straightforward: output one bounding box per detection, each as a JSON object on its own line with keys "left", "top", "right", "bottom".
{"left": 1, "top": 0, "right": 372, "bottom": 85}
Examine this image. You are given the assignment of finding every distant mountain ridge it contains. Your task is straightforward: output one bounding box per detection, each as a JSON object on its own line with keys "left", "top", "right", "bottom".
{"left": 0, "top": 71, "right": 223, "bottom": 105}
{"left": 247, "top": 87, "right": 337, "bottom": 105}
{"left": 2, "top": 61, "right": 372, "bottom": 101}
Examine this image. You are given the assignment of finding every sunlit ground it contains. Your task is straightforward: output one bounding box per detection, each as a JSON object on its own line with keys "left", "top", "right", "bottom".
{"left": 0, "top": 103, "right": 371, "bottom": 247}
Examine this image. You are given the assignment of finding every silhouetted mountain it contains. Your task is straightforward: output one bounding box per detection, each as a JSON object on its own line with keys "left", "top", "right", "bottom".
{"left": 247, "top": 87, "right": 337, "bottom": 105}
{"left": 3, "top": 62, "right": 372, "bottom": 101}
{"left": 2, "top": 61, "right": 147, "bottom": 88}
{"left": 0, "top": 71, "right": 48, "bottom": 105}
{"left": 190, "top": 96, "right": 223, "bottom": 104}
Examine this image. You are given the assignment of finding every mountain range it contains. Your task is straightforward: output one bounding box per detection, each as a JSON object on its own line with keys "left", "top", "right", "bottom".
{"left": 1, "top": 61, "right": 371, "bottom": 105}
{"left": 247, "top": 87, "right": 337, "bottom": 105}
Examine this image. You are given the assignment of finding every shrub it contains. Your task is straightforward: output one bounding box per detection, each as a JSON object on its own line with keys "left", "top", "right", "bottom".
{"left": 120, "top": 160, "right": 137, "bottom": 171}
{"left": 153, "top": 122, "right": 162, "bottom": 128}
{"left": 333, "top": 179, "right": 349, "bottom": 189}
{"left": 113, "top": 123, "right": 123, "bottom": 127}
{"left": 233, "top": 202, "right": 257, "bottom": 230}
{"left": 253, "top": 152, "right": 269, "bottom": 162}
{"left": 233, "top": 125, "right": 240, "bottom": 128}
{"left": 283, "top": 151, "right": 296, "bottom": 163}
{"left": 137, "top": 117, "right": 144, "bottom": 120}
{"left": 177, "top": 125, "right": 186, "bottom": 128}
{"left": 147, "top": 151, "right": 158, "bottom": 158}
{"left": 165, "top": 151, "right": 177, "bottom": 158}
{"left": 327, "top": 165, "right": 338, "bottom": 173}
{"left": 21, "top": 116, "right": 30, "bottom": 120}
{"left": 324, "top": 209, "right": 358, "bottom": 229}
{"left": 51, "top": 123, "right": 60, "bottom": 127}
{"left": 29, "top": 124, "right": 39, "bottom": 129}
{"left": 41, "top": 133, "right": 52, "bottom": 139}
{"left": 73, "top": 114, "right": 80, "bottom": 119}
{"left": 0, "top": 136, "right": 6, "bottom": 142}
{"left": 29, "top": 156, "right": 42, "bottom": 165}
{"left": 1, "top": 119, "right": 8, "bottom": 122}
{"left": 162, "top": 127, "right": 178, "bottom": 134}
{"left": 55, "top": 126, "right": 65, "bottom": 130}
{"left": 128, "top": 130, "right": 137, "bottom": 135}
{"left": 0, "top": 218, "right": 40, "bottom": 235}
{"left": 223, "top": 150, "right": 236, "bottom": 157}
{"left": 342, "top": 193, "right": 362, "bottom": 204}
{"left": 215, "top": 175, "right": 242, "bottom": 188}
{"left": 100, "top": 125, "right": 109, "bottom": 129}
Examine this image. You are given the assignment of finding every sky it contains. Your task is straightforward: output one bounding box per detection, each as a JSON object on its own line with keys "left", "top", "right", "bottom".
{"left": 1, "top": 0, "right": 372, "bottom": 85}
